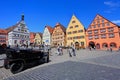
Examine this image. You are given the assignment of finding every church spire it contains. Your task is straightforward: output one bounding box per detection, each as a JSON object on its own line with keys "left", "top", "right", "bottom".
{"left": 21, "top": 14, "right": 24, "bottom": 21}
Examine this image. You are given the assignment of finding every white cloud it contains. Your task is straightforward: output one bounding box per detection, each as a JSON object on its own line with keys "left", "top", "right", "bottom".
{"left": 112, "top": 20, "right": 120, "bottom": 24}
{"left": 104, "top": 1, "right": 120, "bottom": 7}
{"left": 104, "top": 1, "right": 120, "bottom": 13}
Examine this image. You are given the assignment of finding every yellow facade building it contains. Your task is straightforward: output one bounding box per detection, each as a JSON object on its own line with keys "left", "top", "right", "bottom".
{"left": 34, "top": 32, "right": 42, "bottom": 46}
{"left": 66, "top": 15, "right": 86, "bottom": 49}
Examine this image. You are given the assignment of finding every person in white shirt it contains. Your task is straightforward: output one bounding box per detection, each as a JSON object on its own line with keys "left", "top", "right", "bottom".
{"left": 71, "top": 44, "right": 76, "bottom": 56}
{"left": 57, "top": 44, "right": 60, "bottom": 55}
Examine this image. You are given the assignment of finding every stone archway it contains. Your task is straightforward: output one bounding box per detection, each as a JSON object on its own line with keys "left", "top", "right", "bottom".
{"left": 110, "top": 42, "right": 117, "bottom": 48}
{"left": 102, "top": 43, "right": 108, "bottom": 48}
{"left": 89, "top": 41, "right": 95, "bottom": 48}
{"left": 75, "top": 42, "right": 79, "bottom": 49}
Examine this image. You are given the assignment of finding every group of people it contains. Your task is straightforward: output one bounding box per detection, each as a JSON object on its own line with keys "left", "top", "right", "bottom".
{"left": 57, "top": 44, "right": 63, "bottom": 55}
{"left": 57, "top": 44, "right": 76, "bottom": 57}
{"left": 68, "top": 45, "right": 76, "bottom": 57}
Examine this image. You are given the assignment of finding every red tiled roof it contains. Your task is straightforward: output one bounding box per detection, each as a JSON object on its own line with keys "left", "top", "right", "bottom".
{"left": 46, "top": 26, "right": 54, "bottom": 34}
{"left": 30, "top": 32, "right": 36, "bottom": 37}
{"left": 55, "top": 22, "right": 66, "bottom": 33}
{"left": 0, "top": 29, "right": 7, "bottom": 34}
{"left": 5, "top": 21, "right": 21, "bottom": 33}
{"left": 37, "top": 32, "right": 43, "bottom": 37}
{"left": 87, "top": 14, "right": 120, "bottom": 30}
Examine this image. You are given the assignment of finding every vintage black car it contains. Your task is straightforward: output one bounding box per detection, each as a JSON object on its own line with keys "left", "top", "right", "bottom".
{"left": 3, "top": 48, "right": 49, "bottom": 74}
{"left": 0, "top": 44, "right": 7, "bottom": 54}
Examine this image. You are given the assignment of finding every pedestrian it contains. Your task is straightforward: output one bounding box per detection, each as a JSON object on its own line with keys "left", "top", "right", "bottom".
{"left": 94, "top": 46, "right": 96, "bottom": 50}
{"left": 59, "top": 47, "right": 63, "bottom": 55}
{"left": 43, "top": 43, "right": 48, "bottom": 52}
{"left": 57, "top": 44, "right": 60, "bottom": 55}
{"left": 110, "top": 46, "right": 112, "bottom": 52}
{"left": 72, "top": 45, "right": 76, "bottom": 56}
{"left": 68, "top": 46, "right": 72, "bottom": 57}
{"left": 89, "top": 46, "right": 91, "bottom": 51}
{"left": 49, "top": 46, "right": 52, "bottom": 56}
{"left": 118, "top": 46, "right": 120, "bottom": 51}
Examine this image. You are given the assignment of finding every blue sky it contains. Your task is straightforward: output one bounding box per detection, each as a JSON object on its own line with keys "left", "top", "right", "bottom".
{"left": 0, "top": 0, "right": 120, "bottom": 32}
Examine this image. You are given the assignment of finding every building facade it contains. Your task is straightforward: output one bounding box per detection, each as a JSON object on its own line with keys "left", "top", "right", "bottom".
{"left": 42, "top": 26, "right": 53, "bottom": 45}
{"left": 30, "top": 32, "right": 36, "bottom": 45}
{"left": 66, "top": 15, "right": 86, "bottom": 49}
{"left": 0, "top": 29, "right": 7, "bottom": 45}
{"left": 6, "top": 15, "right": 30, "bottom": 47}
{"left": 52, "top": 23, "right": 66, "bottom": 47}
{"left": 34, "top": 32, "right": 42, "bottom": 46}
{"left": 86, "top": 14, "right": 120, "bottom": 50}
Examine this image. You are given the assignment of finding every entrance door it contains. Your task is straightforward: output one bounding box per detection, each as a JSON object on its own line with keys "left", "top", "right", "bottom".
{"left": 89, "top": 41, "right": 95, "bottom": 48}
{"left": 75, "top": 42, "right": 79, "bottom": 49}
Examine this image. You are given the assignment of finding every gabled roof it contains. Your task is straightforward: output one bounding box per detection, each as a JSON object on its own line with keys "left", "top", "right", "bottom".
{"left": 45, "top": 26, "right": 54, "bottom": 34}
{"left": 97, "top": 14, "right": 120, "bottom": 27}
{"left": 30, "top": 32, "right": 36, "bottom": 37}
{"left": 55, "top": 22, "right": 66, "bottom": 33}
{"left": 87, "top": 14, "right": 120, "bottom": 30}
{"left": 5, "top": 14, "right": 25, "bottom": 33}
{"left": 5, "top": 22, "right": 20, "bottom": 33}
{"left": 0, "top": 29, "right": 7, "bottom": 34}
{"left": 36, "top": 32, "right": 43, "bottom": 37}
{"left": 68, "top": 14, "right": 86, "bottom": 31}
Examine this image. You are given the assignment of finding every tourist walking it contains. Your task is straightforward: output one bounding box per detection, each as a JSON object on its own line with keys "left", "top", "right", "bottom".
{"left": 59, "top": 47, "right": 63, "bottom": 55}
{"left": 67, "top": 45, "right": 76, "bottom": 57}
{"left": 118, "top": 46, "right": 120, "bottom": 51}
{"left": 57, "top": 44, "right": 60, "bottom": 55}
{"left": 71, "top": 45, "right": 76, "bottom": 56}
{"left": 68, "top": 46, "right": 72, "bottom": 57}
{"left": 110, "top": 46, "right": 112, "bottom": 52}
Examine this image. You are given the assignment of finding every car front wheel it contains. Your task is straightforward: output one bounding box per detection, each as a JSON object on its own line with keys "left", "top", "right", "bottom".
{"left": 10, "top": 62, "right": 24, "bottom": 74}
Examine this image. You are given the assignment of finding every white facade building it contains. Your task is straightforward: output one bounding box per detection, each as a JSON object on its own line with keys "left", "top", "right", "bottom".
{"left": 42, "top": 26, "right": 53, "bottom": 45}
{"left": 6, "top": 15, "right": 30, "bottom": 47}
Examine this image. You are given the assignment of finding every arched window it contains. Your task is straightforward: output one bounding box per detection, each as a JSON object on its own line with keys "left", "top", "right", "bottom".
{"left": 96, "top": 43, "right": 100, "bottom": 49}
{"left": 110, "top": 42, "right": 116, "bottom": 48}
{"left": 102, "top": 43, "right": 108, "bottom": 48}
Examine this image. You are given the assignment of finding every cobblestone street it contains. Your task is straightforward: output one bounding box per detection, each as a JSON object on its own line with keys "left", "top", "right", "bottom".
{"left": 1, "top": 49, "right": 120, "bottom": 80}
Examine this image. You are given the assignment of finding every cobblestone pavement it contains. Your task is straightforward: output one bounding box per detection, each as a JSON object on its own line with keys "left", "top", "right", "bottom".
{"left": 1, "top": 49, "right": 120, "bottom": 80}
{"left": 0, "top": 54, "right": 13, "bottom": 79}
{"left": 0, "top": 54, "right": 6, "bottom": 67}
{"left": 3, "top": 61, "right": 120, "bottom": 80}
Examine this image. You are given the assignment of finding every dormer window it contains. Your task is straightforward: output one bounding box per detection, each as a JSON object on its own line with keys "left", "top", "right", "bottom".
{"left": 97, "top": 20, "right": 100, "bottom": 24}
{"left": 72, "top": 21, "right": 75, "bottom": 23}
{"left": 24, "top": 30, "right": 27, "bottom": 32}
{"left": 75, "top": 25, "right": 79, "bottom": 28}
{"left": 102, "top": 20, "right": 104, "bottom": 23}
{"left": 93, "top": 22, "right": 95, "bottom": 24}
{"left": 18, "top": 29, "right": 20, "bottom": 31}
{"left": 97, "top": 16, "right": 99, "bottom": 19}
{"left": 21, "top": 26, "right": 24, "bottom": 32}
{"left": 70, "top": 26, "right": 73, "bottom": 29}
{"left": 107, "top": 22, "right": 110, "bottom": 26}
